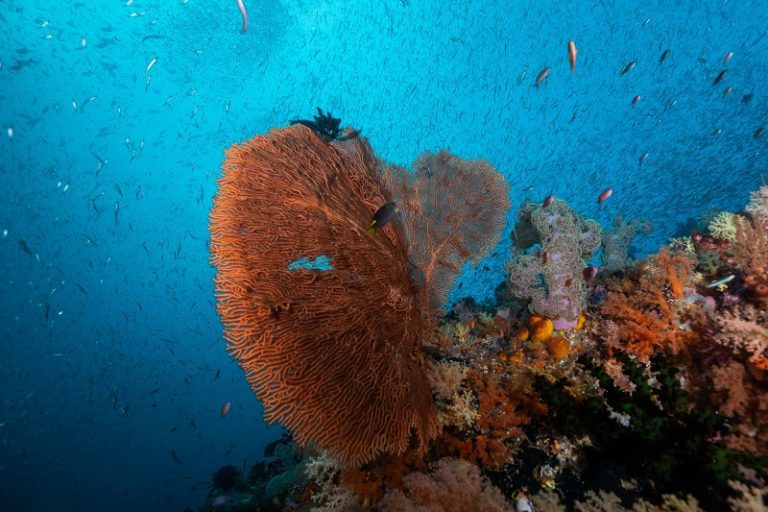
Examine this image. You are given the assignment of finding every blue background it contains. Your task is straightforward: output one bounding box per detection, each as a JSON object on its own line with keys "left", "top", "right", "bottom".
{"left": 1, "top": 1, "right": 766, "bottom": 510}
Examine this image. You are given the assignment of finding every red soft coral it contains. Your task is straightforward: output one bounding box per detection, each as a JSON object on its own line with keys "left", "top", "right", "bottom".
{"left": 599, "top": 249, "right": 700, "bottom": 362}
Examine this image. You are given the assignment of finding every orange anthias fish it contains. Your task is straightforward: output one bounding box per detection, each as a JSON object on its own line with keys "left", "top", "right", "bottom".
{"left": 568, "top": 40, "right": 578, "bottom": 73}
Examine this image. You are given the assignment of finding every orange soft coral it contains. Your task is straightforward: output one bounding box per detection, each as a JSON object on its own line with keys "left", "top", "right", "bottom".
{"left": 599, "top": 248, "right": 699, "bottom": 362}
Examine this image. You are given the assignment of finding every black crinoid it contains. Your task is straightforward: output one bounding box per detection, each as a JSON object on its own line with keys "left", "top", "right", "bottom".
{"left": 289, "top": 107, "right": 360, "bottom": 142}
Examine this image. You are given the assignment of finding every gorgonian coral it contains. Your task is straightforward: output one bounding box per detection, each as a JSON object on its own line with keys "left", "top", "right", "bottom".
{"left": 506, "top": 198, "right": 601, "bottom": 329}
{"left": 210, "top": 125, "right": 508, "bottom": 466}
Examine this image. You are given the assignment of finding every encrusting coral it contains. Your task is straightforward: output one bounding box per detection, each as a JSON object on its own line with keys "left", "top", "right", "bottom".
{"left": 209, "top": 124, "right": 509, "bottom": 466}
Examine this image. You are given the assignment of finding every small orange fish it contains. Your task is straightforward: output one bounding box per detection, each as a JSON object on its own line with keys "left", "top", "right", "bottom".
{"left": 598, "top": 188, "right": 613, "bottom": 204}
{"left": 535, "top": 67, "right": 551, "bottom": 87}
{"left": 542, "top": 251, "right": 548, "bottom": 265}
{"left": 568, "top": 40, "right": 578, "bottom": 73}
{"left": 220, "top": 401, "right": 231, "bottom": 418}
{"left": 543, "top": 194, "right": 554, "bottom": 207}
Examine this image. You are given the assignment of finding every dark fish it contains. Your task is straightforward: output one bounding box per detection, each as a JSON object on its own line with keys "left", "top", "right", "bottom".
{"left": 19, "top": 240, "right": 33, "bottom": 256}
{"left": 141, "top": 35, "right": 165, "bottom": 43}
{"left": 712, "top": 70, "right": 727, "bottom": 86}
{"left": 76, "top": 283, "right": 88, "bottom": 295}
{"left": 743, "top": 93, "right": 754, "bottom": 104}
{"left": 659, "top": 49, "right": 670, "bottom": 63}
{"left": 214, "top": 368, "right": 221, "bottom": 381}
{"left": 535, "top": 67, "right": 551, "bottom": 86}
{"left": 114, "top": 183, "right": 123, "bottom": 198}
{"left": 620, "top": 61, "right": 636, "bottom": 76}
{"left": 114, "top": 201, "right": 120, "bottom": 223}
{"left": 755, "top": 127, "right": 765, "bottom": 139}
{"left": 583, "top": 266, "right": 598, "bottom": 282}
{"left": 367, "top": 202, "right": 398, "bottom": 237}
{"left": 169, "top": 450, "right": 182, "bottom": 464}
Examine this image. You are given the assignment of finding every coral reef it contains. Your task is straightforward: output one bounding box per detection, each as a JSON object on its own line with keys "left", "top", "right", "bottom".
{"left": 204, "top": 137, "right": 768, "bottom": 512}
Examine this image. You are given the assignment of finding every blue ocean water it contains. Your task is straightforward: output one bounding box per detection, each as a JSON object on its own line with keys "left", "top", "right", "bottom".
{"left": 1, "top": 1, "right": 766, "bottom": 510}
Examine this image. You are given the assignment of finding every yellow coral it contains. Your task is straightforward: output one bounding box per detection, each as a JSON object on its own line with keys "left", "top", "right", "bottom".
{"left": 707, "top": 211, "right": 737, "bottom": 242}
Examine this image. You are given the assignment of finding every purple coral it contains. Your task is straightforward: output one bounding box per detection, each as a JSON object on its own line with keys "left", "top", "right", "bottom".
{"left": 506, "top": 198, "right": 601, "bottom": 329}
{"left": 601, "top": 216, "right": 652, "bottom": 272}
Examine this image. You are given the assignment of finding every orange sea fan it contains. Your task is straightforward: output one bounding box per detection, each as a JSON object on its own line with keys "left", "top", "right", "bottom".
{"left": 382, "top": 151, "right": 510, "bottom": 316}
{"left": 209, "top": 125, "right": 509, "bottom": 467}
{"left": 209, "top": 125, "right": 437, "bottom": 466}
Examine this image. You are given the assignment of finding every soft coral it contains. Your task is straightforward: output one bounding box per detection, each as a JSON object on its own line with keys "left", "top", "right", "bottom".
{"left": 599, "top": 249, "right": 700, "bottom": 362}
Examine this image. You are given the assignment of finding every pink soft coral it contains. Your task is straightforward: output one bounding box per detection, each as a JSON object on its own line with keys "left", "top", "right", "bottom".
{"left": 715, "top": 306, "right": 768, "bottom": 370}
{"left": 377, "top": 458, "right": 510, "bottom": 512}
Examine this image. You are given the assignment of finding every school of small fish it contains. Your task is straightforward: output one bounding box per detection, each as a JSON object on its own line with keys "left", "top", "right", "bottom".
{"left": 0, "top": 2, "right": 765, "bottom": 510}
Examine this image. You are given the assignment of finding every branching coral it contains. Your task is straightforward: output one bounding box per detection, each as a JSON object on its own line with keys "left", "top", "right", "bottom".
{"left": 598, "top": 249, "right": 700, "bottom": 362}
{"left": 507, "top": 198, "right": 602, "bottom": 329}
